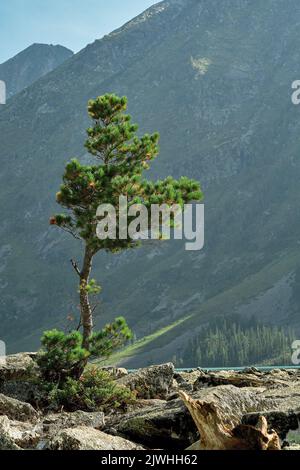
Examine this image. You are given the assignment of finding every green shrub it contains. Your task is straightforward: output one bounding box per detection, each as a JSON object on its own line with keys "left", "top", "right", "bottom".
{"left": 35, "top": 317, "right": 134, "bottom": 412}
{"left": 37, "top": 329, "right": 89, "bottom": 383}
{"left": 37, "top": 317, "right": 132, "bottom": 383}
{"left": 46, "top": 367, "right": 135, "bottom": 412}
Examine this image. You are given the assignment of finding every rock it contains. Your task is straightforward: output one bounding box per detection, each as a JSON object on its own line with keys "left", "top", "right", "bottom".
{"left": 100, "top": 366, "right": 128, "bottom": 379}
{"left": 107, "top": 383, "right": 279, "bottom": 450}
{"left": 173, "top": 373, "right": 194, "bottom": 393}
{"left": 175, "top": 370, "right": 204, "bottom": 386}
{"left": 46, "top": 426, "right": 144, "bottom": 450}
{"left": 0, "top": 415, "right": 40, "bottom": 450}
{"left": 106, "top": 398, "right": 199, "bottom": 449}
{"left": 43, "top": 411, "right": 105, "bottom": 435}
{"left": 126, "top": 398, "right": 167, "bottom": 412}
{"left": 260, "top": 381, "right": 300, "bottom": 412}
{"left": 193, "top": 370, "right": 265, "bottom": 389}
{"left": 0, "top": 353, "right": 38, "bottom": 382}
{"left": 0, "top": 393, "right": 39, "bottom": 422}
{"left": 0, "top": 381, "right": 40, "bottom": 403}
{"left": 5, "top": 417, "right": 41, "bottom": 449}
{"left": 10, "top": 423, "right": 41, "bottom": 449}
{"left": 241, "top": 367, "right": 261, "bottom": 375}
{"left": 117, "top": 363, "right": 174, "bottom": 399}
{"left": 0, "top": 361, "right": 298, "bottom": 451}
{"left": 192, "top": 368, "right": 300, "bottom": 391}
{"left": 0, "top": 416, "right": 21, "bottom": 450}
{"left": 242, "top": 411, "right": 300, "bottom": 441}
{"left": 191, "top": 385, "right": 277, "bottom": 428}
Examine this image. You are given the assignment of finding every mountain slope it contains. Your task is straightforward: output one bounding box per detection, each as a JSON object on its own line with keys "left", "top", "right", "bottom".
{"left": 0, "top": 0, "right": 300, "bottom": 365}
{"left": 0, "top": 44, "right": 73, "bottom": 98}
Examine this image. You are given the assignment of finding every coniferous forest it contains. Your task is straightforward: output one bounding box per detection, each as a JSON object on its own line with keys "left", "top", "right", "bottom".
{"left": 180, "top": 316, "right": 295, "bottom": 368}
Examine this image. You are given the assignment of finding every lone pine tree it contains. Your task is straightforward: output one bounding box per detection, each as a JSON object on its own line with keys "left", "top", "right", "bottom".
{"left": 51, "top": 94, "right": 203, "bottom": 348}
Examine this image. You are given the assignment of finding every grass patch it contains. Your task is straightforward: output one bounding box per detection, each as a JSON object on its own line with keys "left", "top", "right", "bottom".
{"left": 92, "top": 315, "right": 192, "bottom": 366}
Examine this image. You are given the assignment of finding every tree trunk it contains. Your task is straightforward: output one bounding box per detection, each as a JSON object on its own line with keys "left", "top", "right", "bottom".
{"left": 179, "top": 391, "right": 281, "bottom": 450}
{"left": 80, "top": 245, "right": 94, "bottom": 349}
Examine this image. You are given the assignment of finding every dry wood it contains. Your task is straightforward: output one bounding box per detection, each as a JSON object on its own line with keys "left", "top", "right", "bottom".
{"left": 179, "top": 391, "right": 281, "bottom": 450}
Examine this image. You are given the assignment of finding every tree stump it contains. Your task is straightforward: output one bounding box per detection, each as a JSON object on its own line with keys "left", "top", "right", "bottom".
{"left": 179, "top": 391, "right": 281, "bottom": 450}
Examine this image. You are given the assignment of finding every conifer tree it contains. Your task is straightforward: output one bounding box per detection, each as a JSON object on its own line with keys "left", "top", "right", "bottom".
{"left": 51, "top": 94, "right": 203, "bottom": 348}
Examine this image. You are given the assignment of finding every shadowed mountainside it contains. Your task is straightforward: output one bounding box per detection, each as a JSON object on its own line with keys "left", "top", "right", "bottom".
{"left": 0, "top": 0, "right": 300, "bottom": 366}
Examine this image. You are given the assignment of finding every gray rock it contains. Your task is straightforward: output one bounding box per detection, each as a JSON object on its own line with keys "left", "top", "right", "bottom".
{"left": 43, "top": 410, "right": 105, "bottom": 434}
{"left": 173, "top": 373, "right": 194, "bottom": 393}
{"left": 193, "top": 370, "right": 266, "bottom": 389}
{"left": 0, "top": 393, "right": 39, "bottom": 422}
{"left": 46, "top": 426, "right": 144, "bottom": 450}
{"left": 260, "top": 382, "right": 300, "bottom": 412}
{"left": 117, "top": 363, "right": 174, "bottom": 399}
{"left": 106, "top": 398, "right": 199, "bottom": 449}
{"left": 192, "top": 368, "right": 300, "bottom": 390}
{"left": 191, "top": 384, "right": 277, "bottom": 428}
{"left": 0, "top": 415, "right": 40, "bottom": 450}
{"left": 126, "top": 398, "right": 168, "bottom": 412}
{"left": 0, "top": 381, "right": 40, "bottom": 403}
{"left": 0, "top": 353, "right": 38, "bottom": 382}
{"left": 0, "top": 416, "right": 21, "bottom": 450}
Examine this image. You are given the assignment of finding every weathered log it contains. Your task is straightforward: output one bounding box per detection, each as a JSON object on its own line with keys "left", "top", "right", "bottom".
{"left": 179, "top": 391, "right": 281, "bottom": 450}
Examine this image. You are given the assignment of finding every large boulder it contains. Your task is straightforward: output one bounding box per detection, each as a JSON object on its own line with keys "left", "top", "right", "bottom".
{"left": 259, "top": 381, "right": 300, "bottom": 413}
{"left": 192, "top": 368, "right": 300, "bottom": 391}
{"left": 42, "top": 411, "right": 105, "bottom": 435}
{"left": 117, "top": 363, "right": 174, "bottom": 399}
{"left": 193, "top": 370, "right": 264, "bottom": 389}
{"left": 0, "top": 393, "right": 39, "bottom": 422}
{"left": 0, "top": 353, "right": 38, "bottom": 382}
{"left": 47, "top": 426, "right": 144, "bottom": 450}
{"left": 106, "top": 399, "right": 199, "bottom": 449}
{"left": 0, "top": 415, "right": 40, "bottom": 450}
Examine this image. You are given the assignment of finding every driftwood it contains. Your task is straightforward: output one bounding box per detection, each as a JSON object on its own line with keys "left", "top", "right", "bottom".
{"left": 179, "top": 391, "right": 281, "bottom": 450}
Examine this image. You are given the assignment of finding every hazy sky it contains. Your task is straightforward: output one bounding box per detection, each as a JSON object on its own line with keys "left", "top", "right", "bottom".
{"left": 0, "top": 0, "right": 158, "bottom": 64}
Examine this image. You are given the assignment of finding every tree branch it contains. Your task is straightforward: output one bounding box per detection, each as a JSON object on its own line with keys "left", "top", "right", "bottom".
{"left": 76, "top": 318, "right": 82, "bottom": 331}
{"left": 70, "top": 259, "right": 81, "bottom": 277}
{"left": 60, "top": 226, "right": 81, "bottom": 240}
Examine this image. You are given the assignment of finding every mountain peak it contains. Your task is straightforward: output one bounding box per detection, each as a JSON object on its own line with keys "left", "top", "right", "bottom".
{"left": 0, "top": 43, "right": 73, "bottom": 97}
{"left": 25, "top": 43, "right": 73, "bottom": 54}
